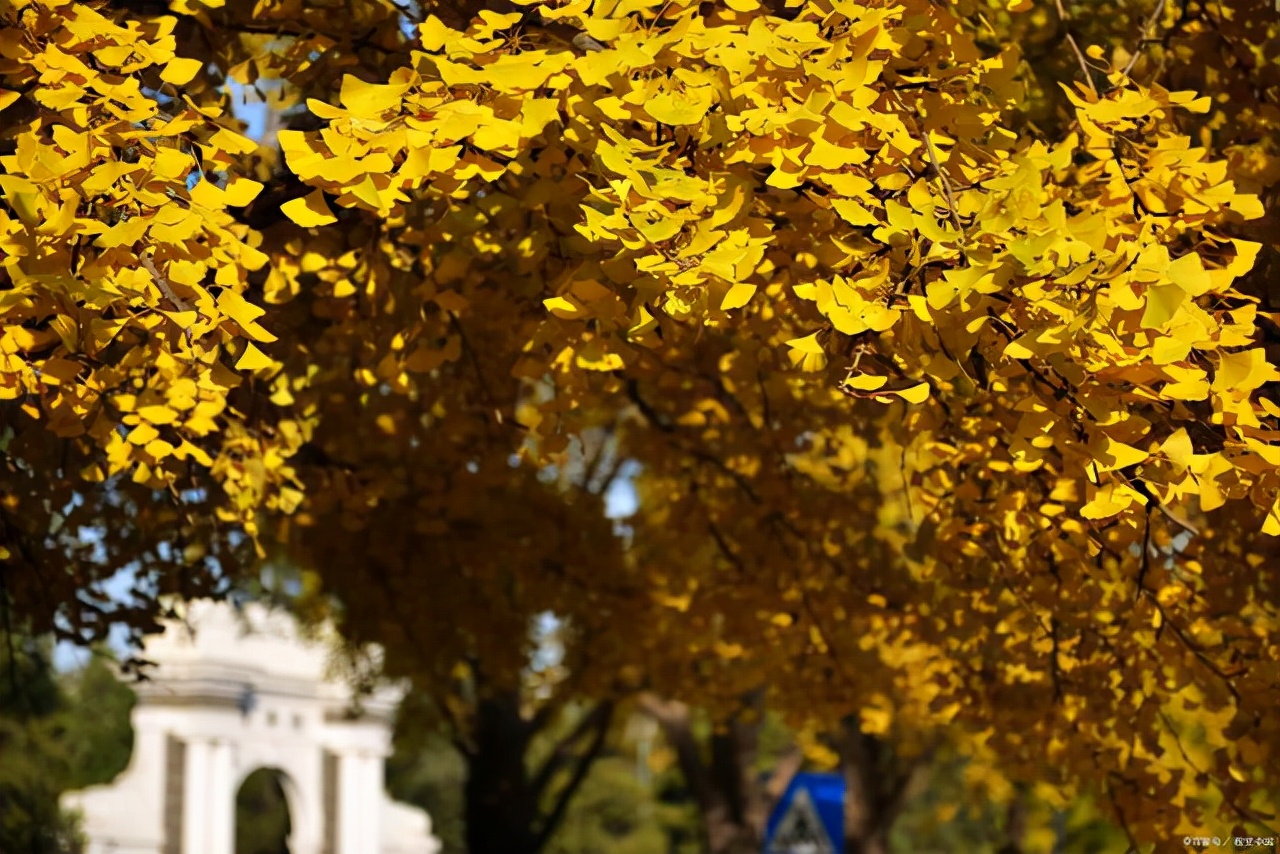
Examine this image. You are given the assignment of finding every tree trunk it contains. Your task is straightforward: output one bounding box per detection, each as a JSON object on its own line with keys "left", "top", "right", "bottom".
{"left": 642, "top": 697, "right": 929, "bottom": 854}
{"left": 459, "top": 688, "right": 615, "bottom": 854}
{"left": 640, "top": 693, "right": 800, "bottom": 854}
{"left": 463, "top": 691, "right": 540, "bottom": 854}
{"left": 836, "top": 717, "right": 930, "bottom": 854}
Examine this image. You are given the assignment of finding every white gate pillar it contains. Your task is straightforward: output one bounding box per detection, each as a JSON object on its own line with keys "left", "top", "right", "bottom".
{"left": 179, "top": 737, "right": 235, "bottom": 854}
{"left": 338, "top": 749, "right": 382, "bottom": 854}
{"left": 283, "top": 749, "right": 325, "bottom": 854}
{"left": 183, "top": 738, "right": 211, "bottom": 854}
{"left": 209, "top": 739, "right": 235, "bottom": 854}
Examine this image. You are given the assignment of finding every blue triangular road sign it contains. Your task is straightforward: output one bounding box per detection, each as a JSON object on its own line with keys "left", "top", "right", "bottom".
{"left": 764, "top": 772, "right": 844, "bottom": 854}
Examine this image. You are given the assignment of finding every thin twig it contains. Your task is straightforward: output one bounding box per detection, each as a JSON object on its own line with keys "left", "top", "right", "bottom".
{"left": 447, "top": 310, "right": 499, "bottom": 416}
{"left": 1154, "top": 502, "right": 1199, "bottom": 536}
{"left": 921, "top": 128, "right": 964, "bottom": 235}
{"left": 140, "top": 255, "right": 193, "bottom": 314}
{"left": 140, "top": 254, "right": 195, "bottom": 348}
{"left": 1116, "top": 471, "right": 1200, "bottom": 536}
{"left": 1053, "top": 0, "right": 1100, "bottom": 97}
{"left": 1120, "top": 0, "right": 1167, "bottom": 79}
{"left": 890, "top": 94, "right": 964, "bottom": 237}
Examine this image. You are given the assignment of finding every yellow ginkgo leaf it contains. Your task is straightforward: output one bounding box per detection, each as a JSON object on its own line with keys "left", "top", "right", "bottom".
{"left": 1003, "top": 337, "right": 1036, "bottom": 360}
{"left": 720, "top": 283, "right": 756, "bottom": 310}
{"left": 137, "top": 405, "right": 178, "bottom": 425}
{"left": 644, "top": 88, "right": 714, "bottom": 126}
{"left": 1161, "top": 429, "right": 1194, "bottom": 470}
{"left": 281, "top": 190, "right": 338, "bottom": 227}
{"left": 210, "top": 128, "right": 257, "bottom": 155}
{"left": 544, "top": 296, "right": 585, "bottom": 319}
{"left": 1142, "top": 284, "right": 1187, "bottom": 330}
{"left": 128, "top": 423, "right": 160, "bottom": 446}
{"left": 217, "top": 289, "right": 277, "bottom": 343}
{"left": 1093, "top": 435, "right": 1150, "bottom": 472}
{"left": 843, "top": 374, "right": 887, "bottom": 391}
{"left": 786, "top": 333, "right": 824, "bottom": 355}
{"left": 831, "top": 199, "right": 879, "bottom": 227}
{"left": 222, "top": 176, "right": 263, "bottom": 208}
{"left": 144, "top": 438, "right": 176, "bottom": 460}
{"left": 575, "top": 351, "right": 625, "bottom": 371}
{"left": 417, "top": 15, "right": 454, "bottom": 51}
{"left": 235, "top": 343, "right": 274, "bottom": 372}
{"left": 161, "top": 57, "right": 204, "bottom": 85}
{"left": 893, "top": 383, "right": 931, "bottom": 404}
{"left": 338, "top": 74, "right": 409, "bottom": 120}
{"left": 1263, "top": 497, "right": 1280, "bottom": 536}
{"left": 1080, "top": 484, "right": 1137, "bottom": 520}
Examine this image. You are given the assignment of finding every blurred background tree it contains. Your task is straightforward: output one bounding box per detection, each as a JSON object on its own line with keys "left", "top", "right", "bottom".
{"left": 1, "top": 623, "right": 1130, "bottom": 853}
{"left": 0, "top": 637, "right": 133, "bottom": 854}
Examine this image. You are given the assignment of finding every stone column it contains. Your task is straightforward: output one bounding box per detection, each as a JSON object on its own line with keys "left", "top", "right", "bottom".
{"left": 361, "top": 751, "right": 384, "bottom": 853}
{"left": 208, "top": 739, "right": 235, "bottom": 854}
{"left": 337, "top": 750, "right": 382, "bottom": 854}
{"left": 182, "top": 738, "right": 211, "bottom": 854}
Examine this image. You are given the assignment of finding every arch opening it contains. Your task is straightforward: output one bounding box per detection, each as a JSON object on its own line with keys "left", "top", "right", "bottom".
{"left": 235, "top": 767, "right": 293, "bottom": 854}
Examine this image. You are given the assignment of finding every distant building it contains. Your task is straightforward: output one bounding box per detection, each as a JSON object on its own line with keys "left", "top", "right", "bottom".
{"left": 62, "top": 599, "right": 441, "bottom": 854}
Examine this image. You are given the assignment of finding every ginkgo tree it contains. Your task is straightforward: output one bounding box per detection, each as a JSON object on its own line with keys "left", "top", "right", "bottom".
{"left": 2, "top": 0, "right": 1279, "bottom": 850}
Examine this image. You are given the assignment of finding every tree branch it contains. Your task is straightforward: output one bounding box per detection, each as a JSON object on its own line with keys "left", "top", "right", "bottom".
{"left": 367, "top": 566, "right": 478, "bottom": 757}
{"left": 531, "top": 699, "right": 615, "bottom": 850}
{"left": 625, "top": 378, "right": 676, "bottom": 432}
{"left": 916, "top": 116, "right": 964, "bottom": 235}
{"left": 876, "top": 748, "right": 934, "bottom": 835}
{"left": 1120, "top": 0, "right": 1166, "bottom": 79}
{"left": 745, "top": 742, "right": 803, "bottom": 835}
{"left": 1052, "top": 0, "right": 1101, "bottom": 97}
{"left": 529, "top": 699, "right": 614, "bottom": 802}
{"left": 638, "top": 693, "right": 714, "bottom": 813}
{"left": 449, "top": 310, "right": 501, "bottom": 417}
{"left": 140, "top": 255, "right": 195, "bottom": 348}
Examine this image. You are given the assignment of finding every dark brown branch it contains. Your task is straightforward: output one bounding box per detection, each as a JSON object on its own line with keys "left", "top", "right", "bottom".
{"left": 707, "top": 520, "right": 747, "bottom": 575}
{"left": 528, "top": 699, "right": 613, "bottom": 802}
{"left": 448, "top": 310, "right": 500, "bottom": 415}
{"left": 1120, "top": 0, "right": 1166, "bottom": 79}
{"left": 638, "top": 694, "right": 715, "bottom": 813}
{"left": 531, "top": 699, "right": 615, "bottom": 850}
{"left": 580, "top": 424, "right": 617, "bottom": 493}
{"left": 1052, "top": 0, "right": 1101, "bottom": 97}
{"left": 624, "top": 377, "right": 676, "bottom": 432}
{"left": 764, "top": 744, "right": 803, "bottom": 803}
{"left": 368, "top": 567, "right": 477, "bottom": 757}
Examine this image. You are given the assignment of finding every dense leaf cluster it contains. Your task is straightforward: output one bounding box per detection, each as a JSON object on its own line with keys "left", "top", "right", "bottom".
{"left": 2, "top": 0, "right": 1279, "bottom": 847}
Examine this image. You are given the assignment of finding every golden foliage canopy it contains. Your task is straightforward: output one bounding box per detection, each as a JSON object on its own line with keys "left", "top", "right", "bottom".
{"left": 2, "top": 0, "right": 1279, "bottom": 846}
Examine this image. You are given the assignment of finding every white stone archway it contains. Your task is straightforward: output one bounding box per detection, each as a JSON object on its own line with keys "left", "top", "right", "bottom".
{"left": 62, "top": 599, "right": 440, "bottom": 854}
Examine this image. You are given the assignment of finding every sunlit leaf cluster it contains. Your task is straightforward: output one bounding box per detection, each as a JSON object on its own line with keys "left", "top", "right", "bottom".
{"left": 3, "top": 0, "right": 1279, "bottom": 846}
